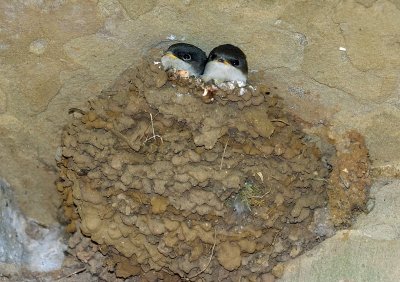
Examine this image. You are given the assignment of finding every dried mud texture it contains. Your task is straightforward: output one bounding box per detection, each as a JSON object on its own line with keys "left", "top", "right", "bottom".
{"left": 327, "top": 131, "right": 371, "bottom": 226}
{"left": 57, "top": 50, "right": 370, "bottom": 281}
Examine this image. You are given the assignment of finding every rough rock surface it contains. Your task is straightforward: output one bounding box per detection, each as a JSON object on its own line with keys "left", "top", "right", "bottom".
{"left": 0, "top": 178, "right": 66, "bottom": 275}
{"left": 0, "top": 0, "right": 399, "bottom": 280}
{"left": 279, "top": 180, "right": 400, "bottom": 282}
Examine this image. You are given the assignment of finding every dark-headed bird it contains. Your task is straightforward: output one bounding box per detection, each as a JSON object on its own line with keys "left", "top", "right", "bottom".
{"left": 161, "top": 43, "right": 207, "bottom": 77}
{"left": 202, "top": 44, "right": 248, "bottom": 84}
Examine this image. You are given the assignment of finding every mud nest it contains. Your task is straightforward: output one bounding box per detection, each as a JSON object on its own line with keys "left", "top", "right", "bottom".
{"left": 57, "top": 50, "right": 371, "bottom": 281}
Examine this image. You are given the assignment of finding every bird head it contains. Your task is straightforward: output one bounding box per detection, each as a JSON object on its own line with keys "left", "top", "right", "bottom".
{"left": 161, "top": 43, "right": 207, "bottom": 77}
{"left": 207, "top": 44, "right": 248, "bottom": 75}
{"left": 202, "top": 44, "right": 248, "bottom": 84}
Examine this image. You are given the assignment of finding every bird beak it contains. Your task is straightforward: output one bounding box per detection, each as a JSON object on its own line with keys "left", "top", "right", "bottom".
{"left": 165, "top": 51, "right": 177, "bottom": 59}
{"left": 217, "top": 58, "right": 230, "bottom": 65}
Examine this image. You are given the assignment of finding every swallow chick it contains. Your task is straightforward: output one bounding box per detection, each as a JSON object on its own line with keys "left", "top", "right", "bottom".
{"left": 202, "top": 44, "right": 248, "bottom": 84}
{"left": 161, "top": 43, "right": 207, "bottom": 77}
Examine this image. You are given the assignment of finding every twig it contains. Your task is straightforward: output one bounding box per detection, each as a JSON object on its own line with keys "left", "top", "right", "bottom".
{"left": 313, "top": 177, "right": 329, "bottom": 182}
{"left": 161, "top": 268, "right": 175, "bottom": 276}
{"left": 143, "top": 113, "right": 163, "bottom": 144}
{"left": 57, "top": 267, "right": 86, "bottom": 280}
{"left": 271, "top": 119, "right": 290, "bottom": 126}
{"left": 339, "top": 175, "right": 350, "bottom": 189}
{"left": 185, "top": 229, "right": 217, "bottom": 281}
{"left": 219, "top": 141, "right": 228, "bottom": 170}
{"left": 109, "top": 122, "right": 137, "bottom": 151}
{"left": 248, "top": 186, "right": 272, "bottom": 199}
{"left": 272, "top": 230, "right": 281, "bottom": 246}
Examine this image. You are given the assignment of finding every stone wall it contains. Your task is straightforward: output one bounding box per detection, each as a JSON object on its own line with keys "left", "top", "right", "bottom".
{"left": 0, "top": 0, "right": 399, "bottom": 225}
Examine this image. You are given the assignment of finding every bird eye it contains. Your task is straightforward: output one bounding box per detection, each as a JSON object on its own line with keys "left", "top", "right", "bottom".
{"left": 182, "top": 54, "right": 191, "bottom": 61}
{"left": 210, "top": 54, "right": 217, "bottom": 61}
{"left": 231, "top": 59, "right": 240, "bottom": 66}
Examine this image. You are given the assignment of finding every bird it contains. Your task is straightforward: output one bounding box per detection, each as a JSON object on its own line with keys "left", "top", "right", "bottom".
{"left": 161, "top": 43, "right": 208, "bottom": 77}
{"left": 201, "top": 44, "right": 248, "bottom": 84}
